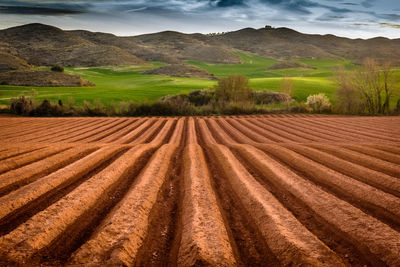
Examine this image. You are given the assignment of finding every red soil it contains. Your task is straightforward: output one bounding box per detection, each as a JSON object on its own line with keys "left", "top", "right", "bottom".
{"left": 0, "top": 114, "right": 399, "bottom": 266}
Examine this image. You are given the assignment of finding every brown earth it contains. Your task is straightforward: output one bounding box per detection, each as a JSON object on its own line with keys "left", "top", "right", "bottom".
{"left": 0, "top": 52, "right": 30, "bottom": 72}
{"left": 0, "top": 115, "right": 399, "bottom": 266}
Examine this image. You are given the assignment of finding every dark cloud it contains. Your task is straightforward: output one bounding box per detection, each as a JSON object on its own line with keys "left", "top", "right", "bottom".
{"left": 0, "top": 0, "right": 399, "bottom": 38}
{"left": 213, "top": 0, "right": 245, "bottom": 7}
{"left": 0, "top": 5, "right": 82, "bottom": 15}
{"left": 361, "top": 0, "right": 376, "bottom": 8}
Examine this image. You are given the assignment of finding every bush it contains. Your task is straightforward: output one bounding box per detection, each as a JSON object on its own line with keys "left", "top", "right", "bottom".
{"left": 306, "top": 93, "right": 331, "bottom": 113}
{"left": 10, "top": 95, "right": 35, "bottom": 115}
{"left": 31, "top": 99, "right": 63, "bottom": 116}
{"left": 188, "top": 89, "right": 214, "bottom": 106}
{"left": 51, "top": 65, "right": 64, "bottom": 72}
{"left": 0, "top": 81, "right": 8, "bottom": 85}
{"left": 290, "top": 101, "right": 309, "bottom": 113}
{"left": 252, "top": 91, "right": 292, "bottom": 105}
{"left": 215, "top": 75, "right": 252, "bottom": 103}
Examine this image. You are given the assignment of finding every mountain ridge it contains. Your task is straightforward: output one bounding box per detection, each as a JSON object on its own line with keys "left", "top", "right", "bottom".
{"left": 1, "top": 23, "right": 399, "bottom": 67}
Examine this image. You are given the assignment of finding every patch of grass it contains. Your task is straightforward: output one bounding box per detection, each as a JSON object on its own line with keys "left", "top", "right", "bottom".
{"left": 1, "top": 53, "right": 398, "bottom": 107}
{"left": 250, "top": 76, "right": 338, "bottom": 103}
{"left": 0, "top": 63, "right": 214, "bottom": 105}
{"left": 188, "top": 52, "right": 277, "bottom": 78}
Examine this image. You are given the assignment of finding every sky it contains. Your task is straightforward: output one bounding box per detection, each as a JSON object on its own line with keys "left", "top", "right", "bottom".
{"left": 0, "top": 0, "right": 399, "bottom": 38}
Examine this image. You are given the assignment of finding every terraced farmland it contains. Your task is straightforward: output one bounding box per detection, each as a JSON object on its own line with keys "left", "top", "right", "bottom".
{"left": 0, "top": 115, "right": 399, "bottom": 266}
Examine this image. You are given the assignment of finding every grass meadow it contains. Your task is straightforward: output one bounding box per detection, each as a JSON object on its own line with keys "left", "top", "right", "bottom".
{"left": 2, "top": 52, "right": 393, "bottom": 106}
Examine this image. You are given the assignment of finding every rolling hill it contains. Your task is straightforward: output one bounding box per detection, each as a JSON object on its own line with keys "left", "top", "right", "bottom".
{"left": 1, "top": 23, "right": 399, "bottom": 68}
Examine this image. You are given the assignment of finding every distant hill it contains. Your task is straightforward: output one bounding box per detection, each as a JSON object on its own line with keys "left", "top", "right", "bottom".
{"left": 1, "top": 23, "right": 399, "bottom": 69}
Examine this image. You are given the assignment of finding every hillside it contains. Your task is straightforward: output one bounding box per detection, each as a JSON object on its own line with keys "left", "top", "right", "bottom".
{"left": 143, "top": 64, "right": 216, "bottom": 79}
{"left": 0, "top": 52, "right": 30, "bottom": 72}
{"left": 0, "top": 70, "right": 94, "bottom": 87}
{"left": 1, "top": 23, "right": 399, "bottom": 68}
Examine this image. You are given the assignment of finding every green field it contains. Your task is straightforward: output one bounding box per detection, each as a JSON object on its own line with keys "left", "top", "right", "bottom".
{"left": 0, "top": 52, "right": 378, "bottom": 106}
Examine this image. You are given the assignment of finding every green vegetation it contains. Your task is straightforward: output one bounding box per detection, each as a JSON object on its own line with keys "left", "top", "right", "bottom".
{"left": 0, "top": 63, "right": 214, "bottom": 105}
{"left": 1, "top": 52, "right": 399, "bottom": 114}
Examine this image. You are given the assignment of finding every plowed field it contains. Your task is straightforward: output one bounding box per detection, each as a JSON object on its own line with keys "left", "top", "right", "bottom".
{"left": 0, "top": 115, "right": 399, "bottom": 266}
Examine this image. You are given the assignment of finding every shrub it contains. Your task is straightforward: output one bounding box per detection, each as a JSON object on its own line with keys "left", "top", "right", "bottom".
{"left": 10, "top": 95, "right": 35, "bottom": 115}
{"left": 306, "top": 93, "right": 331, "bottom": 113}
{"left": 290, "top": 101, "right": 309, "bottom": 113}
{"left": 51, "top": 65, "right": 64, "bottom": 72}
{"left": 188, "top": 89, "right": 214, "bottom": 106}
{"left": 252, "top": 91, "right": 291, "bottom": 105}
{"left": 31, "top": 99, "right": 63, "bottom": 116}
{"left": 0, "top": 81, "right": 8, "bottom": 85}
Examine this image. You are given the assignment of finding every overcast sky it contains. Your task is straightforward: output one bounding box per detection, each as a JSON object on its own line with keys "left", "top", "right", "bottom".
{"left": 0, "top": 0, "right": 399, "bottom": 38}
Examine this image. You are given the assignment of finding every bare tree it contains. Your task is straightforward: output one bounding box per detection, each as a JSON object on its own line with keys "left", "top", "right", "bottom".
{"left": 351, "top": 58, "right": 398, "bottom": 115}
{"left": 215, "top": 75, "right": 252, "bottom": 104}
{"left": 280, "top": 76, "right": 294, "bottom": 110}
{"left": 335, "top": 66, "right": 363, "bottom": 114}
{"left": 382, "top": 62, "right": 396, "bottom": 114}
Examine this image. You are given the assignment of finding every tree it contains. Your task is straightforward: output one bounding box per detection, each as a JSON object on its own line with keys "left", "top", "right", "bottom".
{"left": 336, "top": 58, "right": 397, "bottom": 115}
{"left": 280, "top": 76, "right": 294, "bottom": 110}
{"left": 382, "top": 62, "right": 396, "bottom": 114}
{"left": 215, "top": 75, "right": 252, "bottom": 103}
{"left": 334, "top": 66, "right": 363, "bottom": 114}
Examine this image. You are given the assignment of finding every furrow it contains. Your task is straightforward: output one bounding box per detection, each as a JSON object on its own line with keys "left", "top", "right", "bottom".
{"left": 148, "top": 119, "right": 177, "bottom": 146}
{"left": 0, "top": 145, "right": 71, "bottom": 174}
{"left": 130, "top": 119, "right": 166, "bottom": 144}
{"left": 208, "top": 144, "right": 344, "bottom": 266}
{"left": 281, "top": 118, "right": 375, "bottom": 143}
{"left": 0, "top": 144, "right": 157, "bottom": 265}
{"left": 5, "top": 119, "right": 92, "bottom": 143}
{"left": 233, "top": 144, "right": 400, "bottom": 266}
{"left": 197, "top": 118, "right": 217, "bottom": 144}
{"left": 0, "top": 145, "right": 98, "bottom": 196}
{"left": 368, "top": 144, "right": 400, "bottom": 155}
{"left": 52, "top": 119, "right": 114, "bottom": 143}
{"left": 186, "top": 117, "right": 198, "bottom": 144}
{"left": 84, "top": 119, "right": 136, "bottom": 143}
{"left": 204, "top": 119, "right": 235, "bottom": 145}
{"left": 309, "top": 144, "right": 400, "bottom": 177}
{"left": 0, "top": 145, "right": 46, "bottom": 161}
{"left": 177, "top": 144, "right": 236, "bottom": 266}
{"left": 316, "top": 118, "right": 398, "bottom": 137}
{"left": 30, "top": 119, "right": 107, "bottom": 144}
{"left": 341, "top": 144, "right": 400, "bottom": 165}
{"left": 68, "top": 144, "right": 175, "bottom": 266}
{"left": 258, "top": 119, "right": 338, "bottom": 142}
{"left": 0, "top": 120, "right": 68, "bottom": 140}
{"left": 116, "top": 118, "right": 156, "bottom": 144}
{"left": 216, "top": 118, "right": 255, "bottom": 144}
{"left": 283, "top": 144, "right": 400, "bottom": 197}
{"left": 64, "top": 119, "right": 128, "bottom": 143}
{"left": 247, "top": 118, "right": 311, "bottom": 142}
{"left": 0, "top": 146, "right": 124, "bottom": 227}
{"left": 225, "top": 118, "right": 272, "bottom": 143}
{"left": 168, "top": 118, "right": 185, "bottom": 145}
{"left": 302, "top": 118, "right": 399, "bottom": 143}
{"left": 98, "top": 118, "right": 145, "bottom": 143}
{"left": 256, "top": 144, "right": 400, "bottom": 229}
